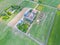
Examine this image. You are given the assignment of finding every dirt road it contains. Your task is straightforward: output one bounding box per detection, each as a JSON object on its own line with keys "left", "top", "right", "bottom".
{"left": 8, "top": 8, "right": 29, "bottom": 27}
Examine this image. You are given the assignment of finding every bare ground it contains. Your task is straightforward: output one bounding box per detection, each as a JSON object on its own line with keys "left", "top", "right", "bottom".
{"left": 7, "top": 8, "right": 29, "bottom": 27}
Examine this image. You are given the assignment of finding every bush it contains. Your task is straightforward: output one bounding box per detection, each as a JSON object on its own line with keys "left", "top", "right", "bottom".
{"left": 11, "top": 5, "right": 20, "bottom": 10}
{"left": 17, "top": 23, "right": 29, "bottom": 33}
{"left": 2, "top": 15, "right": 10, "bottom": 20}
{"left": 7, "top": 11, "right": 12, "bottom": 15}
{"left": 38, "top": 0, "right": 42, "bottom": 3}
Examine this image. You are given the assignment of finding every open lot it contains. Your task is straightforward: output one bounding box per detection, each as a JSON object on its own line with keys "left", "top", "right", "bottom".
{"left": 8, "top": 8, "right": 28, "bottom": 27}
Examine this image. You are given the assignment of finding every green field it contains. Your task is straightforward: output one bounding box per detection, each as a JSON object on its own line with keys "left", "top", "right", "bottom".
{"left": 40, "top": 0, "right": 60, "bottom": 8}
{"left": 0, "top": 0, "right": 60, "bottom": 45}
{"left": 0, "top": 22, "right": 39, "bottom": 45}
{"left": 0, "top": 0, "right": 23, "bottom": 11}
{"left": 0, "top": 0, "right": 4, "bottom": 2}
{"left": 0, "top": 29, "right": 39, "bottom": 45}
{"left": 47, "top": 10, "right": 60, "bottom": 45}
{"left": 30, "top": 5, "right": 56, "bottom": 43}
{"left": 20, "top": 1, "right": 37, "bottom": 8}
{"left": 0, "top": 22, "right": 12, "bottom": 40}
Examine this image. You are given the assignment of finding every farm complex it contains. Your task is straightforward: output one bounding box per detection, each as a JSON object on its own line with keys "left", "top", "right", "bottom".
{"left": 0, "top": 0, "right": 60, "bottom": 45}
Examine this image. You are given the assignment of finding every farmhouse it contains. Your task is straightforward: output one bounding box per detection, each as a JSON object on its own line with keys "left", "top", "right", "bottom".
{"left": 24, "top": 8, "right": 37, "bottom": 24}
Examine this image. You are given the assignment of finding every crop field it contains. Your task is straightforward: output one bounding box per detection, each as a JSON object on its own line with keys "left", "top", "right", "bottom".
{"left": 29, "top": 4, "right": 57, "bottom": 43}
{"left": 47, "top": 10, "right": 60, "bottom": 45}
{"left": 0, "top": 22, "right": 39, "bottom": 45}
{"left": 0, "top": 22, "right": 12, "bottom": 40}
{"left": 0, "top": 0, "right": 23, "bottom": 11}
{"left": 41, "top": 0, "right": 60, "bottom": 8}
{"left": 0, "top": 0, "right": 60, "bottom": 45}
{"left": 0, "top": 0, "right": 4, "bottom": 2}
{"left": 20, "top": 1, "right": 37, "bottom": 9}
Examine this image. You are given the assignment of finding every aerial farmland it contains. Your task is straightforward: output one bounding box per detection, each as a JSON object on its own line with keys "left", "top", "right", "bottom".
{"left": 0, "top": 0, "right": 60, "bottom": 45}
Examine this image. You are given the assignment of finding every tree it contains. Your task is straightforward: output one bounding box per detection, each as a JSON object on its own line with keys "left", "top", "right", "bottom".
{"left": 38, "top": 0, "right": 44, "bottom": 4}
